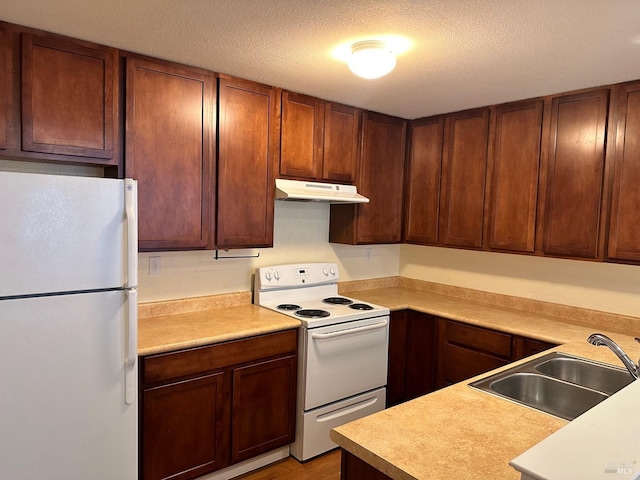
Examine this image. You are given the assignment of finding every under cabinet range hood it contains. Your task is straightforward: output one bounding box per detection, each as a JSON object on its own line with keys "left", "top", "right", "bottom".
{"left": 275, "top": 179, "right": 369, "bottom": 204}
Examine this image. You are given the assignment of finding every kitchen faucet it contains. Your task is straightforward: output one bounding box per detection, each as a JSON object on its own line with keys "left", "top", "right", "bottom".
{"left": 587, "top": 333, "right": 640, "bottom": 380}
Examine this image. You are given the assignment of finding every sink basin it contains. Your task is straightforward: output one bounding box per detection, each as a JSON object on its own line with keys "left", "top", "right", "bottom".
{"left": 534, "top": 356, "right": 633, "bottom": 395}
{"left": 470, "top": 352, "right": 634, "bottom": 421}
{"left": 489, "top": 372, "right": 608, "bottom": 420}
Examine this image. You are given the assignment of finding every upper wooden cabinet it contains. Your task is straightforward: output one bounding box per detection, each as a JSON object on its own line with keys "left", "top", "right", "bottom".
{"left": 439, "top": 108, "right": 490, "bottom": 249}
{"left": 279, "top": 91, "right": 324, "bottom": 179}
{"left": 0, "top": 28, "right": 9, "bottom": 151}
{"left": 21, "top": 32, "right": 119, "bottom": 163}
{"left": 322, "top": 102, "right": 360, "bottom": 183}
{"left": 217, "top": 76, "right": 278, "bottom": 248}
{"left": 125, "top": 55, "right": 215, "bottom": 251}
{"left": 0, "top": 22, "right": 119, "bottom": 167}
{"left": 539, "top": 89, "right": 609, "bottom": 259}
{"left": 279, "top": 92, "right": 360, "bottom": 183}
{"left": 404, "top": 116, "right": 444, "bottom": 245}
{"left": 330, "top": 111, "right": 406, "bottom": 244}
{"left": 607, "top": 82, "right": 640, "bottom": 263}
{"left": 485, "top": 100, "right": 543, "bottom": 253}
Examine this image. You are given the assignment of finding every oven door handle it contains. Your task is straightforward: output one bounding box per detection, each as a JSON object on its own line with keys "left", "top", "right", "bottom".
{"left": 311, "top": 319, "right": 388, "bottom": 339}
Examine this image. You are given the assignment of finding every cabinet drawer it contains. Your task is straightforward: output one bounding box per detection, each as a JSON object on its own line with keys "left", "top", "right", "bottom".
{"left": 142, "top": 330, "right": 297, "bottom": 386}
{"left": 440, "top": 343, "right": 509, "bottom": 385}
{"left": 445, "top": 321, "right": 512, "bottom": 359}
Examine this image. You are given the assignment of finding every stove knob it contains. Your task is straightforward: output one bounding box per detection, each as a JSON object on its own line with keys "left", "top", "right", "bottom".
{"left": 265, "top": 272, "right": 272, "bottom": 281}
{"left": 330, "top": 267, "right": 336, "bottom": 276}
{"left": 274, "top": 271, "right": 281, "bottom": 281}
{"left": 322, "top": 267, "right": 329, "bottom": 276}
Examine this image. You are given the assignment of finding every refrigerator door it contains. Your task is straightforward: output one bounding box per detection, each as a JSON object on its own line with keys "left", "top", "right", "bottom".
{"left": 0, "top": 171, "right": 135, "bottom": 297}
{"left": 0, "top": 290, "right": 137, "bottom": 480}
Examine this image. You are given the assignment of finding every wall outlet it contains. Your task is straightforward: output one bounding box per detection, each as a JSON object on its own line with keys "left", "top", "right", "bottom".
{"left": 364, "top": 248, "right": 372, "bottom": 262}
{"left": 149, "top": 256, "right": 161, "bottom": 275}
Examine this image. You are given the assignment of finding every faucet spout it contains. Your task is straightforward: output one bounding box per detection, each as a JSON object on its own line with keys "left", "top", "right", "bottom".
{"left": 587, "top": 333, "right": 640, "bottom": 380}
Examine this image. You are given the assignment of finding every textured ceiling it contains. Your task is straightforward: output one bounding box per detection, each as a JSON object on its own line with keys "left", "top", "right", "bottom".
{"left": 2, "top": 1, "right": 640, "bottom": 119}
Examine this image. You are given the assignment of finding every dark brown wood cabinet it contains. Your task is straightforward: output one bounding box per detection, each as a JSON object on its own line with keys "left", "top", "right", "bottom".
{"left": 217, "top": 76, "right": 278, "bottom": 248}
{"left": 125, "top": 55, "right": 215, "bottom": 251}
{"left": 231, "top": 355, "right": 297, "bottom": 463}
{"left": 403, "top": 116, "right": 444, "bottom": 245}
{"left": 140, "top": 330, "right": 297, "bottom": 480}
{"left": 322, "top": 102, "right": 360, "bottom": 183}
{"left": 387, "top": 310, "right": 437, "bottom": 407}
{"left": 0, "top": 22, "right": 120, "bottom": 167}
{"left": 434, "top": 318, "right": 512, "bottom": 388}
{"left": 485, "top": 100, "right": 543, "bottom": 252}
{"left": 512, "top": 336, "right": 556, "bottom": 360}
{"left": 607, "top": 82, "right": 640, "bottom": 262}
{"left": 279, "top": 94, "right": 360, "bottom": 183}
{"left": 341, "top": 450, "right": 393, "bottom": 480}
{"left": 21, "top": 32, "right": 119, "bottom": 163}
{"left": 279, "top": 91, "right": 324, "bottom": 179}
{"left": 539, "top": 89, "right": 610, "bottom": 259}
{"left": 330, "top": 112, "right": 406, "bottom": 244}
{"left": 439, "top": 108, "right": 490, "bottom": 249}
{"left": 0, "top": 27, "right": 9, "bottom": 151}
{"left": 142, "top": 372, "right": 230, "bottom": 480}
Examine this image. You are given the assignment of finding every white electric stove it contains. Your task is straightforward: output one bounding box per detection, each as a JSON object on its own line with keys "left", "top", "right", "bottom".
{"left": 254, "top": 263, "right": 389, "bottom": 461}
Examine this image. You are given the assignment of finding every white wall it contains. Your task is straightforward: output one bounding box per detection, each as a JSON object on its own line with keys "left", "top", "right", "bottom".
{"left": 138, "top": 201, "right": 400, "bottom": 302}
{"left": 400, "top": 245, "right": 639, "bottom": 317}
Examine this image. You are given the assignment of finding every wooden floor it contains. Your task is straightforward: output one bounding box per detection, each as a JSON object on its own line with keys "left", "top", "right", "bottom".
{"left": 233, "top": 450, "right": 341, "bottom": 480}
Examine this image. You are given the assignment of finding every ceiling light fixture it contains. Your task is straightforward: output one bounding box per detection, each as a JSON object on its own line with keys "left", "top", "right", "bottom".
{"left": 347, "top": 40, "right": 396, "bottom": 79}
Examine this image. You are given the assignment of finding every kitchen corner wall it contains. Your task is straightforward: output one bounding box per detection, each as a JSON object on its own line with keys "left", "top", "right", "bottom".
{"left": 400, "top": 244, "right": 639, "bottom": 318}
{"left": 139, "top": 201, "right": 400, "bottom": 303}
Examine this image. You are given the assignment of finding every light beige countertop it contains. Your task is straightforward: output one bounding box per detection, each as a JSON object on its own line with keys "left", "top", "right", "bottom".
{"left": 331, "top": 341, "right": 640, "bottom": 480}
{"left": 137, "top": 280, "right": 640, "bottom": 478}
{"left": 329, "top": 279, "right": 640, "bottom": 480}
{"left": 138, "top": 292, "right": 300, "bottom": 356}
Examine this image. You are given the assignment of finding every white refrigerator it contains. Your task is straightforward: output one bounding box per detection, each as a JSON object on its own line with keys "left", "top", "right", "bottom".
{"left": 0, "top": 171, "right": 138, "bottom": 480}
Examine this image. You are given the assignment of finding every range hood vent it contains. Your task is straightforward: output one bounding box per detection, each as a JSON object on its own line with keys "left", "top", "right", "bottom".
{"left": 275, "top": 179, "right": 369, "bottom": 204}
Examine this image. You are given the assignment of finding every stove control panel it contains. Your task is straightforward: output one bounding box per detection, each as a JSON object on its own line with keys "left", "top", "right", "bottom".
{"left": 255, "top": 263, "right": 339, "bottom": 289}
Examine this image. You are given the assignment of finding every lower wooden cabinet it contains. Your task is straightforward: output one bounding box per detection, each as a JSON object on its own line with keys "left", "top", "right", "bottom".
{"left": 340, "top": 450, "right": 393, "bottom": 480}
{"left": 435, "top": 318, "right": 512, "bottom": 388}
{"left": 386, "top": 310, "right": 437, "bottom": 407}
{"left": 139, "top": 330, "right": 297, "bottom": 480}
{"left": 387, "top": 311, "right": 557, "bottom": 404}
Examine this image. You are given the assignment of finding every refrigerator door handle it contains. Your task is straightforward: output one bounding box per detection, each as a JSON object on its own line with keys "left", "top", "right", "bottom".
{"left": 125, "top": 288, "right": 137, "bottom": 405}
{"left": 124, "top": 179, "right": 138, "bottom": 289}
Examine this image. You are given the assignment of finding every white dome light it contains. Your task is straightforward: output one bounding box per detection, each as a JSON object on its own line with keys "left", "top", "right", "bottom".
{"left": 347, "top": 40, "right": 396, "bottom": 79}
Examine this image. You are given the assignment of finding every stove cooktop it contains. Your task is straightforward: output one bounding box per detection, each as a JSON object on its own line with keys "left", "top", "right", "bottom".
{"left": 254, "top": 263, "right": 390, "bottom": 328}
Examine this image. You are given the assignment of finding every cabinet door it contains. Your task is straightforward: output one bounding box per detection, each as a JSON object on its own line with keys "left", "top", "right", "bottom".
{"left": 404, "top": 116, "right": 444, "bottom": 244}
{"left": 231, "top": 355, "right": 297, "bottom": 463}
{"left": 0, "top": 28, "right": 9, "bottom": 151}
{"left": 280, "top": 91, "right": 324, "bottom": 179}
{"left": 323, "top": 102, "right": 360, "bottom": 183}
{"left": 125, "top": 56, "right": 215, "bottom": 251}
{"left": 217, "top": 77, "right": 277, "bottom": 248}
{"left": 142, "top": 372, "right": 230, "bottom": 480}
{"left": 439, "top": 108, "right": 490, "bottom": 248}
{"left": 404, "top": 311, "right": 437, "bottom": 399}
{"left": 386, "top": 310, "right": 408, "bottom": 407}
{"left": 540, "top": 89, "right": 609, "bottom": 258}
{"left": 21, "top": 33, "right": 118, "bottom": 162}
{"left": 512, "top": 336, "right": 556, "bottom": 360}
{"left": 486, "top": 100, "right": 543, "bottom": 252}
{"left": 435, "top": 318, "right": 511, "bottom": 388}
{"left": 330, "top": 112, "right": 406, "bottom": 245}
{"left": 607, "top": 82, "right": 640, "bottom": 262}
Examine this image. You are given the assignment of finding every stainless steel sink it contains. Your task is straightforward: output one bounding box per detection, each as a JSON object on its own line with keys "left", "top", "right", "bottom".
{"left": 470, "top": 352, "right": 634, "bottom": 421}
{"left": 534, "top": 355, "right": 633, "bottom": 395}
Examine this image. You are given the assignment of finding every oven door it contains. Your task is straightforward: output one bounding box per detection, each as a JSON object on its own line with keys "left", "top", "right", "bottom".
{"left": 303, "top": 315, "right": 389, "bottom": 410}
